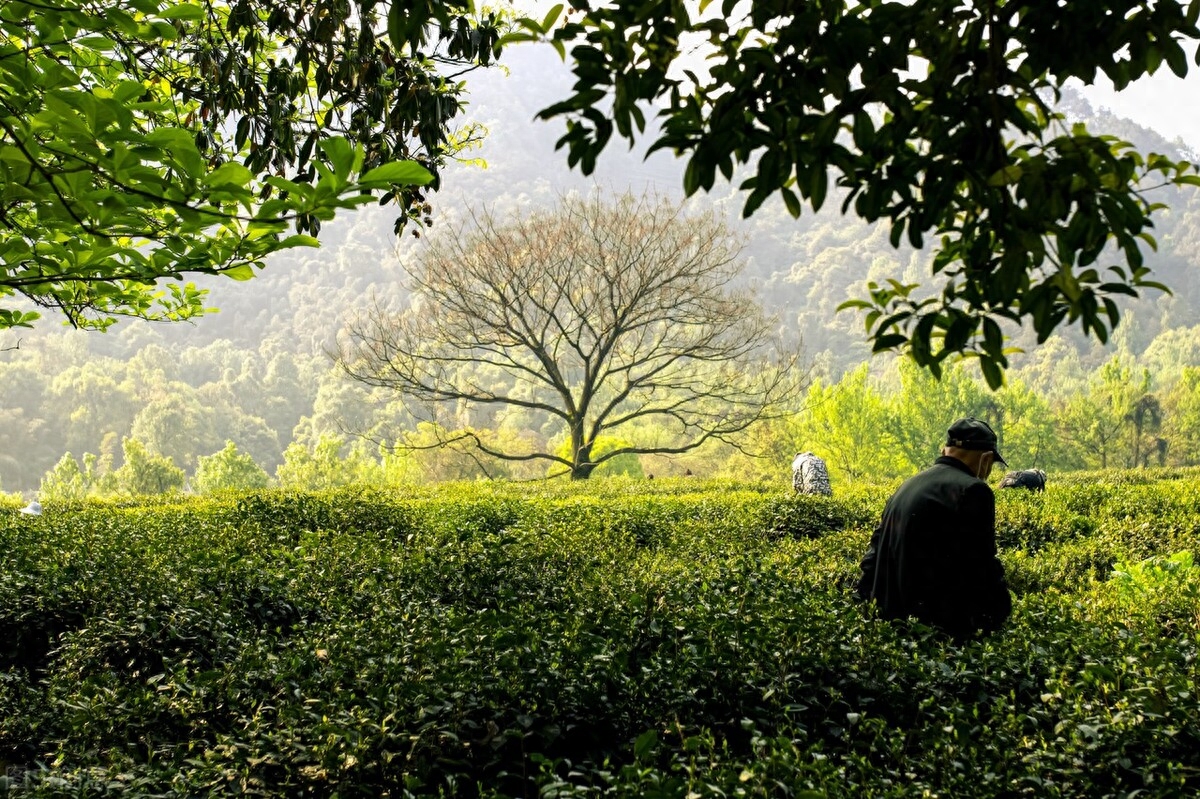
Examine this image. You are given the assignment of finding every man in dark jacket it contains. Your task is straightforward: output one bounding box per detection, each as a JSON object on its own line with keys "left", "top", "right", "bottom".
{"left": 856, "top": 417, "right": 1012, "bottom": 638}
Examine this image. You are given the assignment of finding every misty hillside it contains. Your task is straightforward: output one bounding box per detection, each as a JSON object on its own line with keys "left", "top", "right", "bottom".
{"left": 17, "top": 43, "right": 1197, "bottom": 371}
{"left": 2, "top": 43, "right": 1199, "bottom": 492}
{"left": 37, "top": 44, "right": 1195, "bottom": 370}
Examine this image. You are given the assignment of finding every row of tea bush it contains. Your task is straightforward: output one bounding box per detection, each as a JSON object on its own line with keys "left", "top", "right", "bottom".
{"left": 1, "top": 472, "right": 1198, "bottom": 797}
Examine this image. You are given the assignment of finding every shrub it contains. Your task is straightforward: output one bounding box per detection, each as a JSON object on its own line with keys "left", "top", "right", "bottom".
{"left": 2, "top": 475, "right": 1200, "bottom": 797}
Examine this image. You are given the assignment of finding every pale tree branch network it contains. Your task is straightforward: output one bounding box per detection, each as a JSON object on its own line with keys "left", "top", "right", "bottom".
{"left": 337, "top": 191, "right": 805, "bottom": 479}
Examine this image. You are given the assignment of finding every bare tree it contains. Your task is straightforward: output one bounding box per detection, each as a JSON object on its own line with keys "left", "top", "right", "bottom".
{"left": 337, "top": 192, "right": 802, "bottom": 479}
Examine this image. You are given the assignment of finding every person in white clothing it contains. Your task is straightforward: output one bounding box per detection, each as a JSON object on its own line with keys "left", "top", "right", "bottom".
{"left": 791, "top": 452, "right": 832, "bottom": 496}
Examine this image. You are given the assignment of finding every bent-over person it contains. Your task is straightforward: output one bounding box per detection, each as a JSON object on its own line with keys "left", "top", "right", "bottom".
{"left": 792, "top": 451, "right": 832, "bottom": 496}
{"left": 998, "top": 468, "right": 1047, "bottom": 492}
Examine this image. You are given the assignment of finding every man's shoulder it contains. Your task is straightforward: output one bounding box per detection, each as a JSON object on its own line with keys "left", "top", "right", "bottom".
{"left": 898, "top": 460, "right": 987, "bottom": 497}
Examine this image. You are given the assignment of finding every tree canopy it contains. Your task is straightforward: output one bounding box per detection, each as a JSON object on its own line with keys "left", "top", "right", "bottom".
{"left": 337, "top": 192, "right": 800, "bottom": 479}
{"left": 520, "top": 0, "right": 1200, "bottom": 386}
{"left": 0, "top": 0, "right": 503, "bottom": 331}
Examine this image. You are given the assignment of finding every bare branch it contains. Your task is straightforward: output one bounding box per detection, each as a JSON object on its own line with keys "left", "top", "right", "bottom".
{"left": 337, "top": 190, "right": 809, "bottom": 478}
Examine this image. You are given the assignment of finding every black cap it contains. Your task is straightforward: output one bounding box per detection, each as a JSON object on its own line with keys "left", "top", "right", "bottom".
{"left": 946, "top": 417, "right": 1007, "bottom": 465}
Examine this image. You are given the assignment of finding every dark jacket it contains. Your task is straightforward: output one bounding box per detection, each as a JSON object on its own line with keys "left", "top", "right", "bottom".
{"left": 998, "top": 468, "right": 1047, "bottom": 492}
{"left": 856, "top": 456, "right": 1012, "bottom": 638}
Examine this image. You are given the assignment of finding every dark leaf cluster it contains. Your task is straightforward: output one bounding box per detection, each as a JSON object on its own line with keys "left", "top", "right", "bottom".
{"left": 531, "top": 0, "right": 1200, "bottom": 385}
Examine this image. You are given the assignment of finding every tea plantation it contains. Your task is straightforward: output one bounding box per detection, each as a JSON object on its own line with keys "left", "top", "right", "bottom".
{"left": 2, "top": 473, "right": 1198, "bottom": 797}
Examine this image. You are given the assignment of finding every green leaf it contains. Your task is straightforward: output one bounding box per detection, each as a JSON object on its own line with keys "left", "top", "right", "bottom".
{"left": 318, "top": 137, "right": 357, "bottom": 181}
{"left": 359, "top": 161, "right": 434, "bottom": 187}
{"left": 264, "top": 176, "right": 314, "bottom": 198}
{"left": 204, "top": 162, "right": 255, "bottom": 188}
{"left": 633, "top": 730, "right": 658, "bottom": 760}
{"left": 388, "top": 4, "right": 406, "bottom": 49}
{"left": 987, "top": 165, "right": 1023, "bottom": 186}
{"left": 221, "top": 264, "right": 256, "bottom": 281}
{"left": 809, "top": 167, "right": 828, "bottom": 212}
{"left": 497, "top": 31, "right": 538, "bottom": 46}
{"left": 1138, "top": 280, "right": 1172, "bottom": 294}
{"left": 836, "top": 299, "right": 874, "bottom": 312}
{"left": 683, "top": 158, "right": 701, "bottom": 196}
{"left": 113, "top": 80, "right": 147, "bottom": 104}
{"left": 0, "top": 309, "right": 40, "bottom": 329}
{"left": 851, "top": 111, "right": 874, "bottom": 150}
{"left": 980, "top": 357, "right": 1003, "bottom": 389}
{"left": 1146, "top": 46, "right": 1163, "bottom": 75}
{"left": 913, "top": 313, "right": 938, "bottom": 351}
{"left": 387, "top": 4, "right": 430, "bottom": 50}
{"left": 781, "top": 186, "right": 802, "bottom": 218}
{"left": 941, "top": 315, "right": 975, "bottom": 353}
{"left": 542, "top": 4, "right": 564, "bottom": 31}
{"left": 0, "top": 145, "right": 30, "bottom": 165}
{"left": 144, "top": 128, "right": 206, "bottom": 176}
{"left": 872, "top": 334, "right": 908, "bottom": 352}
{"left": 77, "top": 36, "right": 117, "bottom": 52}
{"left": 277, "top": 234, "right": 321, "bottom": 249}
{"left": 1165, "top": 40, "right": 1189, "bottom": 78}
{"left": 159, "top": 3, "right": 204, "bottom": 20}
{"left": 982, "top": 318, "right": 1003, "bottom": 354}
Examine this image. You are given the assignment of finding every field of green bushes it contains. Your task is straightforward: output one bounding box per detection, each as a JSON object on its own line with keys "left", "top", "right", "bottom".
{"left": 2, "top": 472, "right": 1199, "bottom": 797}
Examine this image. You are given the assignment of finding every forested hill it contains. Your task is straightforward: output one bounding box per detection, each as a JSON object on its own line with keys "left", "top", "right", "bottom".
{"left": 2, "top": 44, "right": 1200, "bottom": 493}
{"left": 18, "top": 43, "right": 1199, "bottom": 373}
{"left": 16, "top": 47, "right": 1190, "bottom": 374}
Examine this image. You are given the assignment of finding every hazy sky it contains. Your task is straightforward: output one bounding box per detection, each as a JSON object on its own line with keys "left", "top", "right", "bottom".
{"left": 1076, "top": 64, "right": 1200, "bottom": 152}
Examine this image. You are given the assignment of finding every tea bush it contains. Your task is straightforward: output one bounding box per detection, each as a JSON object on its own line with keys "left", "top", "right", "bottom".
{"left": 1, "top": 475, "right": 1198, "bottom": 797}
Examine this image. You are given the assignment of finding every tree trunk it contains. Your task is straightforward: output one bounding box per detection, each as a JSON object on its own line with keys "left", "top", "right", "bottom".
{"left": 1133, "top": 418, "right": 1143, "bottom": 468}
{"left": 570, "top": 431, "right": 594, "bottom": 480}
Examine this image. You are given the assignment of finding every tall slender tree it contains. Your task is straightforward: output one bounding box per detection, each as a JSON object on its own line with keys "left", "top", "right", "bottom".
{"left": 795, "top": 365, "right": 899, "bottom": 481}
{"left": 1127, "top": 393, "right": 1163, "bottom": 468}
{"left": 1058, "top": 355, "right": 1147, "bottom": 469}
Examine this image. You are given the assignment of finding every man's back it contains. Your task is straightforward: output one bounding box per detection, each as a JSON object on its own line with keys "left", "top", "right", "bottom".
{"left": 856, "top": 456, "right": 1011, "bottom": 637}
